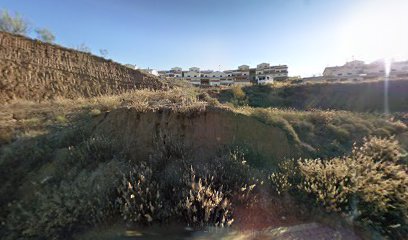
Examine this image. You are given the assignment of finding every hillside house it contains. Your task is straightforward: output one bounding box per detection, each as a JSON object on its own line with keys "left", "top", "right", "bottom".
{"left": 158, "top": 62, "right": 289, "bottom": 86}
{"left": 323, "top": 59, "right": 408, "bottom": 81}
{"left": 184, "top": 67, "right": 201, "bottom": 85}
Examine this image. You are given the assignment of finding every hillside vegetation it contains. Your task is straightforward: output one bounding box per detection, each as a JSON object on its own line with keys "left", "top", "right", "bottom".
{"left": 1, "top": 32, "right": 408, "bottom": 239}
{"left": 216, "top": 79, "right": 408, "bottom": 113}
{"left": 1, "top": 88, "right": 407, "bottom": 239}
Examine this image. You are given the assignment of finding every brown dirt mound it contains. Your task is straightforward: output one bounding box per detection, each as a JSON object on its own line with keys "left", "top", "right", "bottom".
{"left": 92, "top": 107, "right": 294, "bottom": 165}
{"left": 0, "top": 31, "right": 166, "bottom": 103}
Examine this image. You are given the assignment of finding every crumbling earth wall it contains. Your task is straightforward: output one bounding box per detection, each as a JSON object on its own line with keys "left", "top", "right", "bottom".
{"left": 0, "top": 31, "right": 164, "bottom": 102}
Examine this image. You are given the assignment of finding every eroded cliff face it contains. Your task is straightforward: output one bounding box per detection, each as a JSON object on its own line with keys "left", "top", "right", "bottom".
{"left": 92, "top": 107, "right": 295, "bottom": 166}
{"left": 0, "top": 31, "right": 165, "bottom": 102}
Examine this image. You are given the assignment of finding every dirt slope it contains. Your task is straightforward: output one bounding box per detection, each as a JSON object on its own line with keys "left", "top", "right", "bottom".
{"left": 0, "top": 31, "right": 165, "bottom": 102}
{"left": 93, "top": 107, "right": 293, "bottom": 165}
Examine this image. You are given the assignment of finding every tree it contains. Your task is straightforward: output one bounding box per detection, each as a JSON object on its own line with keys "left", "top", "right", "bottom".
{"left": 0, "top": 9, "right": 29, "bottom": 35}
{"left": 99, "top": 49, "right": 108, "bottom": 58}
{"left": 35, "top": 28, "right": 55, "bottom": 43}
{"left": 76, "top": 43, "right": 91, "bottom": 53}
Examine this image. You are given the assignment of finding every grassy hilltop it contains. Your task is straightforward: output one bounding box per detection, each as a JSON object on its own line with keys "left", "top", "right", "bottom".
{"left": 215, "top": 80, "right": 408, "bottom": 113}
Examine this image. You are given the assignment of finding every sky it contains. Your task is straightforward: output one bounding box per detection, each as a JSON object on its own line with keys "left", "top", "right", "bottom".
{"left": 1, "top": 0, "right": 408, "bottom": 77}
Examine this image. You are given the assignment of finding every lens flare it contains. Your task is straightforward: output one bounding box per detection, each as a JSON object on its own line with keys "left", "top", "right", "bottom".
{"left": 384, "top": 58, "right": 391, "bottom": 115}
{"left": 384, "top": 58, "right": 391, "bottom": 76}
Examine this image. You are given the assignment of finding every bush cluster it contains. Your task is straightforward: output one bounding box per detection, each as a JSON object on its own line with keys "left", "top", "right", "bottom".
{"left": 181, "top": 169, "right": 234, "bottom": 227}
{"left": 116, "top": 162, "right": 164, "bottom": 224}
{"left": 230, "top": 86, "right": 248, "bottom": 107}
{"left": 3, "top": 131, "right": 260, "bottom": 239}
{"left": 114, "top": 142, "right": 258, "bottom": 227}
{"left": 5, "top": 159, "right": 122, "bottom": 239}
{"left": 270, "top": 136, "right": 408, "bottom": 238}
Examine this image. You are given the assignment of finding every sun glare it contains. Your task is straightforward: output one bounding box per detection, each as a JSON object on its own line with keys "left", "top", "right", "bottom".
{"left": 338, "top": 1, "right": 408, "bottom": 63}
{"left": 384, "top": 58, "right": 391, "bottom": 76}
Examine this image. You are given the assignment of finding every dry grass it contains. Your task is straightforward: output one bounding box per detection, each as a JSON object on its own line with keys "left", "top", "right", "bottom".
{"left": 181, "top": 168, "right": 234, "bottom": 227}
{"left": 216, "top": 79, "right": 408, "bottom": 113}
{"left": 1, "top": 130, "right": 260, "bottom": 239}
{"left": 6, "top": 87, "right": 203, "bottom": 113}
{"left": 229, "top": 106, "right": 407, "bottom": 158}
{"left": 270, "top": 137, "right": 408, "bottom": 238}
{"left": 0, "top": 88, "right": 206, "bottom": 145}
{"left": 117, "top": 162, "right": 164, "bottom": 224}
{"left": 3, "top": 85, "right": 405, "bottom": 152}
{"left": 1, "top": 85, "right": 407, "bottom": 239}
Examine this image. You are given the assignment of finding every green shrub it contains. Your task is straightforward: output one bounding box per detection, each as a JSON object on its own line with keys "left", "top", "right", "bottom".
{"left": 116, "top": 162, "right": 165, "bottom": 224}
{"left": 308, "top": 111, "right": 331, "bottom": 125}
{"left": 327, "top": 124, "right": 350, "bottom": 143}
{"left": 89, "top": 109, "right": 102, "bottom": 116}
{"left": 298, "top": 157, "right": 352, "bottom": 212}
{"left": 55, "top": 115, "right": 67, "bottom": 123}
{"left": 230, "top": 86, "right": 248, "bottom": 106}
{"left": 198, "top": 92, "right": 220, "bottom": 106}
{"left": 269, "top": 159, "right": 299, "bottom": 196}
{"left": 66, "top": 135, "right": 118, "bottom": 170}
{"left": 6, "top": 159, "right": 123, "bottom": 239}
{"left": 231, "top": 86, "right": 246, "bottom": 100}
{"left": 293, "top": 120, "right": 314, "bottom": 133}
{"left": 180, "top": 168, "right": 234, "bottom": 227}
{"left": 296, "top": 137, "right": 408, "bottom": 238}
{"left": 372, "top": 128, "right": 391, "bottom": 137}
{"left": 252, "top": 109, "right": 301, "bottom": 144}
{"left": 0, "top": 127, "right": 14, "bottom": 145}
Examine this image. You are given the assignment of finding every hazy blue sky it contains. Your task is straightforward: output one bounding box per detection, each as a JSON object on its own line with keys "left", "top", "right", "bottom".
{"left": 1, "top": 0, "right": 407, "bottom": 76}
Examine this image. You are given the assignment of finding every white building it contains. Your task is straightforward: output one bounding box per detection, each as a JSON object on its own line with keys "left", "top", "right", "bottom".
{"left": 189, "top": 67, "right": 200, "bottom": 72}
{"left": 232, "top": 68, "right": 251, "bottom": 85}
{"left": 184, "top": 69, "right": 201, "bottom": 85}
{"left": 223, "top": 70, "right": 235, "bottom": 85}
{"left": 270, "top": 65, "right": 289, "bottom": 79}
{"left": 391, "top": 60, "right": 408, "bottom": 74}
{"left": 323, "top": 60, "right": 365, "bottom": 81}
{"left": 256, "top": 63, "right": 270, "bottom": 70}
{"left": 323, "top": 59, "right": 408, "bottom": 81}
{"left": 140, "top": 68, "right": 159, "bottom": 76}
{"left": 158, "top": 62, "right": 289, "bottom": 86}
{"left": 232, "top": 69, "right": 250, "bottom": 77}
{"left": 238, "top": 65, "right": 250, "bottom": 71}
{"left": 208, "top": 71, "right": 225, "bottom": 86}
{"left": 255, "top": 74, "right": 274, "bottom": 84}
{"left": 124, "top": 64, "right": 139, "bottom": 69}
{"left": 171, "top": 67, "right": 182, "bottom": 72}
{"left": 184, "top": 71, "right": 200, "bottom": 78}
{"left": 256, "top": 64, "right": 288, "bottom": 81}
{"left": 196, "top": 70, "right": 225, "bottom": 86}
{"left": 158, "top": 67, "right": 183, "bottom": 78}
